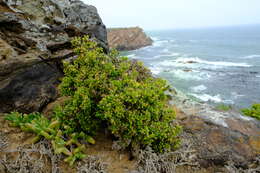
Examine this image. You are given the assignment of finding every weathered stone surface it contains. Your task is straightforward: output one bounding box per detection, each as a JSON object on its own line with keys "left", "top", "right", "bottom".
{"left": 0, "top": 63, "right": 62, "bottom": 113}
{"left": 0, "top": 0, "right": 108, "bottom": 113}
{"left": 173, "top": 92, "right": 260, "bottom": 169}
{"left": 0, "top": 38, "right": 17, "bottom": 61}
{"left": 169, "top": 89, "right": 260, "bottom": 169}
{"left": 107, "top": 27, "right": 153, "bottom": 51}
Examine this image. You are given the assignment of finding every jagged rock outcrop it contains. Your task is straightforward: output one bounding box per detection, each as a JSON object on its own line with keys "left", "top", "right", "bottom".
{"left": 107, "top": 27, "right": 153, "bottom": 51}
{"left": 0, "top": 0, "right": 108, "bottom": 113}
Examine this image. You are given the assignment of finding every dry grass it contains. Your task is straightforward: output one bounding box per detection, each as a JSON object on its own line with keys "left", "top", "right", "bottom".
{"left": 76, "top": 156, "right": 107, "bottom": 173}
{"left": 0, "top": 139, "right": 61, "bottom": 173}
{"left": 225, "top": 156, "right": 260, "bottom": 173}
{"left": 0, "top": 132, "right": 7, "bottom": 152}
{"left": 136, "top": 138, "right": 199, "bottom": 173}
{"left": 0, "top": 137, "right": 108, "bottom": 173}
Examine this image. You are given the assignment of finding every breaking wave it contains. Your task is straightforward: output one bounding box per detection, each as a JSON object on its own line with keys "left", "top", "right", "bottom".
{"left": 241, "top": 54, "right": 260, "bottom": 59}
{"left": 191, "top": 85, "right": 207, "bottom": 92}
{"left": 190, "top": 93, "right": 222, "bottom": 103}
{"left": 175, "top": 57, "right": 252, "bottom": 67}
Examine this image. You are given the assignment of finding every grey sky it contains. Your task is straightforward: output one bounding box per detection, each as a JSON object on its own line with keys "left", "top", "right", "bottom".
{"left": 83, "top": 0, "right": 260, "bottom": 30}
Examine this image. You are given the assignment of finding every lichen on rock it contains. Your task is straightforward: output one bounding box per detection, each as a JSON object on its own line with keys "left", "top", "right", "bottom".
{"left": 0, "top": 0, "right": 108, "bottom": 113}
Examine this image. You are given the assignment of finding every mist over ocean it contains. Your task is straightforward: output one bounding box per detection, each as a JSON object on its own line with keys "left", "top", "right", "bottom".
{"left": 124, "top": 24, "right": 260, "bottom": 108}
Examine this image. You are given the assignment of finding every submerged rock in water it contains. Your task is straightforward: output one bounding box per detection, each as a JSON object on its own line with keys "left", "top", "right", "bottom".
{"left": 183, "top": 68, "right": 193, "bottom": 72}
{"left": 107, "top": 27, "right": 153, "bottom": 51}
{"left": 0, "top": 0, "right": 108, "bottom": 113}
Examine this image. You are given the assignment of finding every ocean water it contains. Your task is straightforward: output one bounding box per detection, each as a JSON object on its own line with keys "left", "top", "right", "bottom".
{"left": 123, "top": 25, "right": 260, "bottom": 109}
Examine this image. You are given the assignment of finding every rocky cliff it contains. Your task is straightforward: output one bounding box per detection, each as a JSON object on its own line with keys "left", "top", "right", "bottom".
{"left": 0, "top": 0, "right": 108, "bottom": 113}
{"left": 0, "top": 1, "right": 259, "bottom": 172}
{"left": 107, "top": 27, "right": 153, "bottom": 51}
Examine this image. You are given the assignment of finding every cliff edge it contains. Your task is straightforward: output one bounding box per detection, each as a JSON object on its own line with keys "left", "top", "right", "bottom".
{"left": 107, "top": 27, "right": 153, "bottom": 51}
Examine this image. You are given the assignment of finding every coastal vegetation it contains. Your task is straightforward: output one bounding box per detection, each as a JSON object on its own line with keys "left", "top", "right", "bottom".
{"left": 241, "top": 103, "right": 260, "bottom": 120}
{"left": 215, "top": 104, "right": 232, "bottom": 111}
{"left": 4, "top": 36, "right": 181, "bottom": 166}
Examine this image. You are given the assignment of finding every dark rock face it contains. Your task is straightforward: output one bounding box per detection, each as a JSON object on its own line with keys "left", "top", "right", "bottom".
{"left": 0, "top": 0, "right": 108, "bottom": 113}
{"left": 0, "top": 63, "right": 62, "bottom": 113}
{"left": 107, "top": 27, "right": 153, "bottom": 51}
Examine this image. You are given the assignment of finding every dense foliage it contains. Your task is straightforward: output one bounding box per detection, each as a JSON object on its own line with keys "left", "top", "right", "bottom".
{"left": 5, "top": 36, "right": 181, "bottom": 165}
{"left": 241, "top": 103, "right": 260, "bottom": 120}
{"left": 58, "top": 36, "right": 181, "bottom": 152}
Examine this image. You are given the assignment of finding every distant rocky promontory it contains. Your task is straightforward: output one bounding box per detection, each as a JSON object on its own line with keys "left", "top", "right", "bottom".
{"left": 107, "top": 27, "right": 153, "bottom": 51}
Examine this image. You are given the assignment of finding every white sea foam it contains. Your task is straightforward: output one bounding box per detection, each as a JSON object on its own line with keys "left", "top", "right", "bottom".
{"left": 162, "top": 48, "right": 170, "bottom": 53}
{"left": 171, "top": 53, "right": 181, "bottom": 56}
{"left": 171, "top": 70, "right": 207, "bottom": 80}
{"left": 127, "top": 54, "right": 136, "bottom": 58}
{"left": 189, "top": 40, "right": 199, "bottom": 43}
{"left": 158, "top": 60, "right": 182, "bottom": 67}
{"left": 153, "top": 40, "right": 169, "bottom": 47}
{"left": 150, "top": 66, "right": 162, "bottom": 75}
{"left": 231, "top": 92, "right": 245, "bottom": 99}
{"left": 150, "top": 37, "right": 159, "bottom": 41}
{"left": 242, "top": 54, "right": 260, "bottom": 59}
{"left": 191, "top": 85, "right": 207, "bottom": 92}
{"left": 191, "top": 93, "right": 222, "bottom": 103}
{"left": 174, "top": 57, "right": 252, "bottom": 67}
{"left": 153, "top": 52, "right": 181, "bottom": 59}
{"left": 139, "top": 45, "right": 153, "bottom": 51}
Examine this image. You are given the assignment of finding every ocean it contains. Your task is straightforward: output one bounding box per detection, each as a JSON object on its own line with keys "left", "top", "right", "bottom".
{"left": 123, "top": 25, "right": 260, "bottom": 109}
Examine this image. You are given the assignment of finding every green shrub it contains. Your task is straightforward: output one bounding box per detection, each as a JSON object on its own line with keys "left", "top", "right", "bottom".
{"left": 241, "top": 104, "right": 260, "bottom": 120}
{"left": 5, "top": 36, "right": 181, "bottom": 166}
{"left": 96, "top": 77, "right": 180, "bottom": 152}
{"left": 58, "top": 36, "right": 181, "bottom": 152}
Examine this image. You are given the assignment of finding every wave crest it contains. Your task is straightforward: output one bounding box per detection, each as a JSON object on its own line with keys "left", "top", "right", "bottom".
{"left": 241, "top": 54, "right": 260, "bottom": 59}
{"left": 175, "top": 57, "right": 252, "bottom": 67}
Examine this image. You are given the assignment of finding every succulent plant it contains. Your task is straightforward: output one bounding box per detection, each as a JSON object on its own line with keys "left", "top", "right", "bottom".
{"left": 5, "top": 112, "right": 89, "bottom": 166}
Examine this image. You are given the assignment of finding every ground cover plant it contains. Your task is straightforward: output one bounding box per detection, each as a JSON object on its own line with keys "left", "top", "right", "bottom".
{"left": 215, "top": 104, "right": 232, "bottom": 111}
{"left": 241, "top": 103, "right": 260, "bottom": 120}
{"left": 5, "top": 36, "right": 181, "bottom": 166}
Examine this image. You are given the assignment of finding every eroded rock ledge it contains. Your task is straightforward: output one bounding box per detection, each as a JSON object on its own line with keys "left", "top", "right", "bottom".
{"left": 107, "top": 27, "right": 153, "bottom": 51}
{"left": 0, "top": 0, "right": 108, "bottom": 113}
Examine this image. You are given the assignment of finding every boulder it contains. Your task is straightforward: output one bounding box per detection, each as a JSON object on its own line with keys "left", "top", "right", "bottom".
{"left": 107, "top": 27, "right": 153, "bottom": 51}
{"left": 0, "top": 0, "right": 108, "bottom": 113}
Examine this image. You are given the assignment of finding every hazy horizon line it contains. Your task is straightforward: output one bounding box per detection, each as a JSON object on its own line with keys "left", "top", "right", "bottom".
{"left": 107, "top": 23, "right": 260, "bottom": 32}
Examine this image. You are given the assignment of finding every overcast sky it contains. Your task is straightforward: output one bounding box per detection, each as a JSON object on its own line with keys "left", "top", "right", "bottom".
{"left": 84, "top": 0, "right": 260, "bottom": 30}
